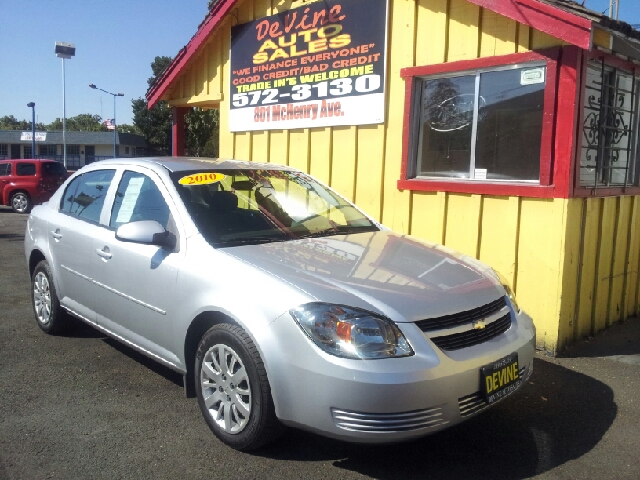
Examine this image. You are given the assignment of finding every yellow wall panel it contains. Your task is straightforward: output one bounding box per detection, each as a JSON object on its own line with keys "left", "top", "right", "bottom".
{"left": 575, "top": 198, "right": 600, "bottom": 339}
{"left": 558, "top": 198, "right": 583, "bottom": 349}
{"left": 309, "top": 128, "right": 332, "bottom": 185}
{"left": 593, "top": 197, "right": 617, "bottom": 333}
{"left": 355, "top": 125, "right": 385, "bottom": 221}
{"left": 516, "top": 198, "right": 565, "bottom": 353}
{"left": 479, "top": 10, "right": 517, "bottom": 57}
{"left": 235, "top": 132, "right": 252, "bottom": 161}
{"left": 416, "top": 0, "right": 448, "bottom": 66}
{"left": 478, "top": 196, "right": 519, "bottom": 287}
{"left": 444, "top": 194, "right": 482, "bottom": 258}
{"left": 253, "top": 0, "right": 272, "bottom": 18}
{"left": 382, "top": 0, "right": 415, "bottom": 233}
{"left": 208, "top": 39, "right": 222, "bottom": 96}
{"left": 609, "top": 196, "right": 632, "bottom": 323}
{"left": 626, "top": 197, "right": 640, "bottom": 318}
{"left": 237, "top": 0, "right": 255, "bottom": 23}
{"left": 517, "top": 24, "right": 530, "bottom": 52}
{"left": 330, "top": 126, "right": 357, "bottom": 201}
{"left": 447, "top": 0, "right": 480, "bottom": 61}
{"left": 269, "top": 130, "right": 289, "bottom": 166}
{"left": 530, "top": 29, "right": 564, "bottom": 49}
{"left": 411, "top": 191, "right": 446, "bottom": 244}
{"left": 251, "top": 131, "right": 270, "bottom": 163}
{"left": 288, "top": 129, "right": 310, "bottom": 172}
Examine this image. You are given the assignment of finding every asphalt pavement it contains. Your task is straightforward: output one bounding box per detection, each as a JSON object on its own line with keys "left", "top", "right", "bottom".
{"left": 1, "top": 206, "right": 639, "bottom": 480}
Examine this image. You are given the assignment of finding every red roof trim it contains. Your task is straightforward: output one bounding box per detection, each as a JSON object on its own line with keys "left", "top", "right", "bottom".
{"left": 466, "top": 0, "right": 592, "bottom": 49}
{"left": 147, "top": 0, "right": 240, "bottom": 108}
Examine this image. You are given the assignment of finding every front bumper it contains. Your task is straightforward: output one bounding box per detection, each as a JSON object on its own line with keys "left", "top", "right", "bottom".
{"left": 265, "top": 308, "right": 535, "bottom": 443}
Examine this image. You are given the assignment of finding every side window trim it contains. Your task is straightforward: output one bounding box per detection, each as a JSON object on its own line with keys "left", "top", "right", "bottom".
{"left": 99, "top": 168, "right": 124, "bottom": 226}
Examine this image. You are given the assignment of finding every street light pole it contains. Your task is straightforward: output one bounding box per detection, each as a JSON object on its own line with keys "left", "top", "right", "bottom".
{"left": 89, "top": 84, "right": 124, "bottom": 158}
{"left": 27, "top": 103, "right": 36, "bottom": 158}
{"left": 55, "top": 42, "right": 75, "bottom": 168}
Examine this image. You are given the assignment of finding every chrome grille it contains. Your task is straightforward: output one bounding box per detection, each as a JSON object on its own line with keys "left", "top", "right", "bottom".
{"left": 459, "top": 366, "right": 526, "bottom": 417}
{"left": 332, "top": 407, "right": 447, "bottom": 433}
{"left": 415, "top": 297, "right": 507, "bottom": 332}
{"left": 431, "top": 313, "right": 512, "bottom": 351}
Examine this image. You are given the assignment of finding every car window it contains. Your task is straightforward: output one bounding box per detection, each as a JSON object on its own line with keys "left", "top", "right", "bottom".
{"left": 0, "top": 163, "right": 10, "bottom": 176}
{"left": 61, "top": 175, "right": 82, "bottom": 213}
{"left": 66, "top": 170, "right": 115, "bottom": 223}
{"left": 42, "top": 162, "right": 67, "bottom": 177}
{"left": 110, "top": 171, "right": 170, "bottom": 229}
{"left": 16, "top": 163, "right": 36, "bottom": 176}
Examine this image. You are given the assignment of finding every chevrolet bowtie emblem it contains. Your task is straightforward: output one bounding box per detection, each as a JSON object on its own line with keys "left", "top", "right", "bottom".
{"left": 472, "top": 319, "right": 486, "bottom": 330}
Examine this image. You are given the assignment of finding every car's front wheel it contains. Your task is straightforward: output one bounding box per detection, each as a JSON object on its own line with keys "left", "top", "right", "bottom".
{"left": 31, "top": 260, "right": 71, "bottom": 334}
{"left": 11, "top": 191, "right": 32, "bottom": 214}
{"left": 195, "top": 323, "right": 284, "bottom": 450}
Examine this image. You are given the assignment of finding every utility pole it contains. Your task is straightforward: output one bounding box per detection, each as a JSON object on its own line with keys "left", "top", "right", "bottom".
{"left": 609, "top": 0, "right": 619, "bottom": 20}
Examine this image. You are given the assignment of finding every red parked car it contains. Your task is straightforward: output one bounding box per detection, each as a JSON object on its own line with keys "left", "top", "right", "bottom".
{"left": 0, "top": 159, "right": 68, "bottom": 213}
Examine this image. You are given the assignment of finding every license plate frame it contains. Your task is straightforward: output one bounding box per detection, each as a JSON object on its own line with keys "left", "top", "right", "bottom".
{"left": 481, "top": 352, "right": 521, "bottom": 403}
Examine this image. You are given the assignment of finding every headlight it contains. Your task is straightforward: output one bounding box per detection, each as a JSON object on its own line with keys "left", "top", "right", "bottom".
{"left": 492, "top": 269, "right": 520, "bottom": 313}
{"left": 290, "top": 303, "right": 413, "bottom": 359}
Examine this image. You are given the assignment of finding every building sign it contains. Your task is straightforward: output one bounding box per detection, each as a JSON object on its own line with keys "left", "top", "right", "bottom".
{"left": 20, "top": 132, "right": 47, "bottom": 142}
{"left": 229, "top": 0, "right": 389, "bottom": 132}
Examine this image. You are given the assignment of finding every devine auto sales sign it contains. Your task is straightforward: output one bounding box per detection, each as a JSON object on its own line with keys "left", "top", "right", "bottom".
{"left": 229, "top": 0, "right": 388, "bottom": 132}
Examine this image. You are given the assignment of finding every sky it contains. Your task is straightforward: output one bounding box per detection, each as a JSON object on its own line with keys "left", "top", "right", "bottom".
{"left": 0, "top": 0, "right": 209, "bottom": 126}
{"left": 0, "top": 0, "right": 638, "bottom": 127}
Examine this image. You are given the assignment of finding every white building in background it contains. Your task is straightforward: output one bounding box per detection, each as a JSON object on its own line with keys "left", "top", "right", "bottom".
{"left": 0, "top": 131, "right": 147, "bottom": 169}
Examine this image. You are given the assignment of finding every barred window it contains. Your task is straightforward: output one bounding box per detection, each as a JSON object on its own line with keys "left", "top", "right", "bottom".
{"left": 0, "top": 144, "right": 8, "bottom": 157}
{"left": 67, "top": 145, "right": 80, "bottom": 155}
{"left": 580, "top": 60, "right": 640, "bottom": 187}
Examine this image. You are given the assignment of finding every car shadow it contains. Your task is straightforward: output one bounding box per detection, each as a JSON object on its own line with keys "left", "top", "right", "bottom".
{"left": 101, "top": 336, "right": 184, "bottom": 389}
{"left": 256, "top": 358, "right": 616, "bottom": 479}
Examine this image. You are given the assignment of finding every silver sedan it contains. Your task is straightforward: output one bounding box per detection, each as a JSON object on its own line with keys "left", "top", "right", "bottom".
{"left": 24, "top": 157, "right": 535, "bottom": 450}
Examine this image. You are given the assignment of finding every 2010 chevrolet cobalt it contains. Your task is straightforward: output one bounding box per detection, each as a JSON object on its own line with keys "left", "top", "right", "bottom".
{"left": 24, "top": 157, "right": 535, "bottom": 450}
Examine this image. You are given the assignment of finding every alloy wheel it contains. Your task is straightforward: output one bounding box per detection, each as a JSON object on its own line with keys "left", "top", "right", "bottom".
{"left": 33, "top": 272, "right": 52, "bottom": 325}
{"left": 200, "top": 344, "right": 252, "bottom": 434}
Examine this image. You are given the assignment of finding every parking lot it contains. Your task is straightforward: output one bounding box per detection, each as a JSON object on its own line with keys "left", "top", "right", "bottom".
{"left": 1, "top": 206, "right": 639, "bottom": 480}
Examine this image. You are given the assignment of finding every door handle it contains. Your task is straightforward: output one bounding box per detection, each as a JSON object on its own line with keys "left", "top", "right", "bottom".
{"left": 96, "top": 247, "right": 112, "bottom": 260}
{"left": 51, "top": 230, "right": 63, "bottom": 240}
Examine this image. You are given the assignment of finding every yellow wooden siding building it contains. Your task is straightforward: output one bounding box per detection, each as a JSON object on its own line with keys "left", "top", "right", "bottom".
{"left": 148, "top": 0, "right": 640, "bottom": 354}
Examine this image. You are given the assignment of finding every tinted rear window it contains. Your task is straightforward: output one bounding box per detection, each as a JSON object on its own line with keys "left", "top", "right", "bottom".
{"left": 0, "top": 163, "right": 10, "bottom": 176}
{"left": 42, "top": 161, "right": 67, "bottom": 177}
{"left": 16, "top": 163, "right": 36, "bottom": 176}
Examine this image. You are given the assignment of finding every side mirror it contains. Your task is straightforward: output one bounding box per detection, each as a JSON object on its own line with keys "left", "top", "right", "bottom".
{"left": 116, "top": 220, "right": 176, "bottom": 249}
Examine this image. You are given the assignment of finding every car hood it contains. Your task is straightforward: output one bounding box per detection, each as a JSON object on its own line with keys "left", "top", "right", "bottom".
{"left": 223, "top": 231, "right": 505, "bottom": 323}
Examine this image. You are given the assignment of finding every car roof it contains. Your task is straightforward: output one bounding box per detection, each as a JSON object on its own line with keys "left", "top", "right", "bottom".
{"left": 93, "top": 157, "right": 296, "bottom": 173}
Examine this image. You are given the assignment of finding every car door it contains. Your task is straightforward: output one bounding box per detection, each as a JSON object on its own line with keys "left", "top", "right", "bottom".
{"left": 0, "top": 163, "right": 10, "bottom": 203}
{"left": 91, "top": 167, "right": 185, "bottom": 366}
{"left": 47, "top": 169, "right": 117, "bottom": 321}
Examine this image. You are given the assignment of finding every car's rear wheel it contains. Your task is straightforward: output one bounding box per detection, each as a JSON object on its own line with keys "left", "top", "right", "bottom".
{"left": 32, "top": 260, "right": 71, "bottom": 334}
{"left": 195, "top": 323, "right": 284, "bottom": 450}
{"left": 10, "top": 191, "right": 32, "bottom": 214}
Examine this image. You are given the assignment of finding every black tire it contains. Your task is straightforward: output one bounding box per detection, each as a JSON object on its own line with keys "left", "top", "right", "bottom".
{"left": 31, "top": 260, "right": 72, "bottom": 335}
{"left": 10, "top": 191, "right": 32, "bottom": 214}
{"left": 195, "top": 323, "right": 284, "bottom": 451}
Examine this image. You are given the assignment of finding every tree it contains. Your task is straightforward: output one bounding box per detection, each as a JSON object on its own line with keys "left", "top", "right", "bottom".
{"left": 131, "top": 56, "right": 174, "bottom": 155}
{"left": 186, "top": 108, "right": 219, "bottom": 157}
{"left": 132, "top": 97, "right": 172, "bottom": 156}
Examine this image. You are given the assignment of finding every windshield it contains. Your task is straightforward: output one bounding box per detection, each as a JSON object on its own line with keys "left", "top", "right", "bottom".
{"left": 170, "top": 169, "right": 379, "bottom": 247}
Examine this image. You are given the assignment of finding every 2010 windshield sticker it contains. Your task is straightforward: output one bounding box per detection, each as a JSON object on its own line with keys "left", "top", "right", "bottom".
{"left": 178, "top": 173, "right": 226, "bottom": 185}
